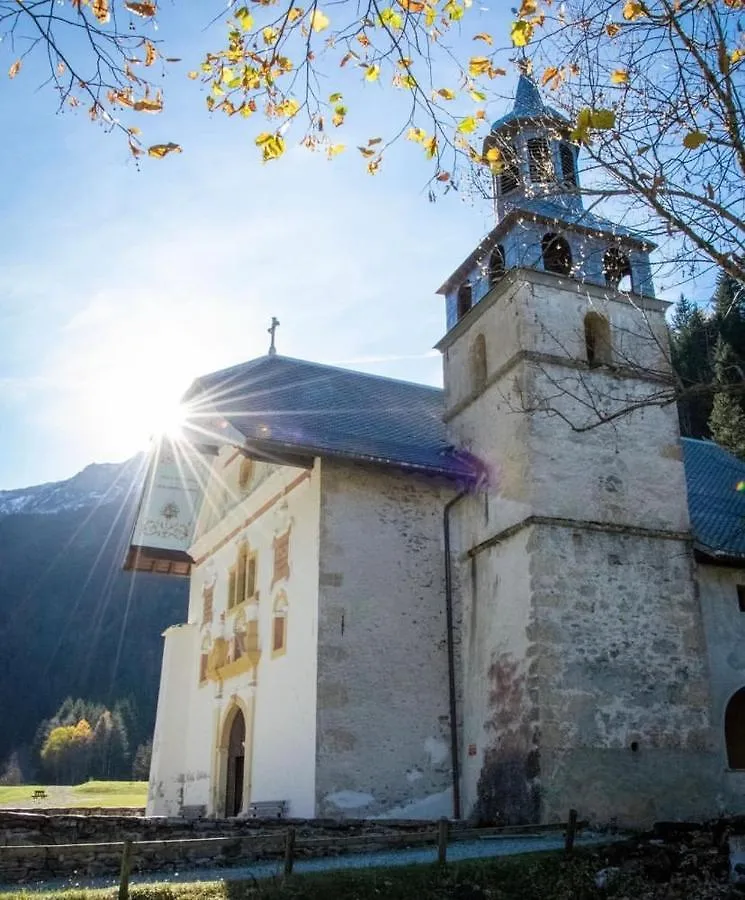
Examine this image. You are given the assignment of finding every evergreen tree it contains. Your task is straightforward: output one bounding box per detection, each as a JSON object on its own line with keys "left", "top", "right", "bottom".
{"left": 670, "top": 296, "right": 715, "bottom": 437}
{"left": 132, "top": 741, "right": 152, "bottom": 781}
{"left": 708, "top": 338, "right": 745, "bottom": 460}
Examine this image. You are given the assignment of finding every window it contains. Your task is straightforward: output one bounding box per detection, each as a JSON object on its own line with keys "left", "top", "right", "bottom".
{"left": 559, "top": 143, "right": 577, "bottom": 187}
{"left": 541, "top": 233, "right": 572, "bottom": 276}
{"left": 272, "top": 593, "right": 288, "bottom": 658}
{"left": 199, "top": 653, "right": 208, "bottom": 684}
{"left": 273, "top": 529, "right": 291, "bottom": 586}
{"left": 726, "top": 688, "right": 745, "bottom": 769}
{"left": 584, "top": 312, "right": 612, "bottom": 367}
{"left": 470, "top": 334, "right": 487, "bottom": 392}
{"left": 202, "top": 586, "right": 214, "bottom": 624}
{"left": 238, "top": 457, "right": 254, "bottom": 491}
{"left": 527, "top": 138, "right": 552, "bottom": 183}
{"left": 604, "top": 248, "right": 632, "bottom": 292}
{"left": 229, "top": 544, "right": 258, "bottom": 610}
{"left": 499, "top": 146, "right": 520, "bottom": 195}
{"left": 737, "top": 585, "right": 745, "bottom": 612}
{"left": 457, "top": 282, "right": 472, "bottom": 320}
{"left": 489, "top": 246, "right": 506, "bottom": 286}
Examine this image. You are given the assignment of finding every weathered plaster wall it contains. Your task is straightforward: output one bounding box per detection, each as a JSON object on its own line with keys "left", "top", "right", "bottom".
{"left": 315, "top": 460, "right": 456, "bottom": 819}
{"left": 697, "top": 564, "right": 745, "bottom": 814}
{"left": 147, "top": 623, "right": 198, "bottom": 816}
{"left": 149, "top": 450, "right": 320, "bottom": 818}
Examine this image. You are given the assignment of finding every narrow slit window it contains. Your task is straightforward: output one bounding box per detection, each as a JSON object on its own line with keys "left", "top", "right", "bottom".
{"left": 457, "top": 282, "right": 472, "bottom": 320}
{"left": 559, "top": 143, "right": 577, "bottom": 187}
{"left": 527, "top": 138, "right": 552, "bottom": 183}
{"left": 726, "top": 688, "right": 745, "bottom": 769}
{"left": 584, "top": 312, "right": 612, "bottom": 367}
{"left": 470, "top": 334, "right": 487, "bottom": 392}
{"left": 489, "top": 246, "right": 506, "bottom": 286}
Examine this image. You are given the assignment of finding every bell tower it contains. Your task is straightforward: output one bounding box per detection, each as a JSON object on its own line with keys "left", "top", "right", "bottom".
{"left": 438, "top": 76, "right": 718, "bottom": 826}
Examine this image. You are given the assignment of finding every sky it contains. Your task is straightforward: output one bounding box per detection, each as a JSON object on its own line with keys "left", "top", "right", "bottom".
{"left": 0, "top": 2, "right": 716, "bottom": 490}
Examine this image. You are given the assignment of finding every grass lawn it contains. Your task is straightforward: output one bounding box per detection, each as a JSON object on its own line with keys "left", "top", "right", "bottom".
{"left": 0, "top": 853, "right": 651, "bottom": 900}
{"left": 0, "top": 781, "right": 147, "bottom": 810}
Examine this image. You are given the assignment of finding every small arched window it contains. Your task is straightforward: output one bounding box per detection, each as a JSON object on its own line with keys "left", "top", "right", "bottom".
{"left": 584, "top": 312, "right": 612, "bottom": 367}
{"left": 527, "top": 137, "right": 552, "bottom": 183}
{"left": 559, "top": 143, "right": 577, "bottom": 187}
{"left": 238, "top": 457, "right": 254, "bottom": 491}
{"left": 541, "top": 233, "right": 572, "bottom": 276}
{"left": 604, "top": 248, "right": 633, "bottom": 292}
{"left": 726, "top": 688, "right": 745, "bottom": 769}
{"left": 489, "top": 246, "right": 506, "bottom": 286}
{"left": 457, "top": 282, "right": 472, "bottom": 320}
{"left": 272, "top": 592, "right": 289, "bottom": 658}
{"left": 470, "top": 334, "right": 487, "bottom": 392}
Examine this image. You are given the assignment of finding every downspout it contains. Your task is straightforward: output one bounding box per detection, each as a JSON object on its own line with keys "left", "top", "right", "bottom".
{"left": 444, "top": 489, "right": 467, "bottom": 820}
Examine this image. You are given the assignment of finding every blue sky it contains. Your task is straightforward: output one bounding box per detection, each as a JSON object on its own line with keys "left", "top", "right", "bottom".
{"left": 0, "top": 3, "right": 713, "bottom": 489}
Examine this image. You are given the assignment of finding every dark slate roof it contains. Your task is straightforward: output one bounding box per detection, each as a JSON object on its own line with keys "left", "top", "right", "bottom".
{"left": 182, "top": 354, "right": 472, "bottom": 480}
{"left": 491, "top": 74, "right": 569, "bottom": 132}
{"left": 508, "top": 195, "right": 654, "bottom": 246}
{"left": 682, "top": 437, "right": 745, "bottom": 561}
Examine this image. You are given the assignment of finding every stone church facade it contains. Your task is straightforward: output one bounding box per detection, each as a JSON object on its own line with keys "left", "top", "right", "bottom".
{"left": 126, "top": 77, "right": 745, "bottom": 827}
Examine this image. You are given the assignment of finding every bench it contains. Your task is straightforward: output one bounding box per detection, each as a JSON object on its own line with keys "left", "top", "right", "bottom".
{"left": 32, "top": 789, "right": 47, "bottom": 800}
{"left": 243, "top": 800, "right": 287, "bottom": 819}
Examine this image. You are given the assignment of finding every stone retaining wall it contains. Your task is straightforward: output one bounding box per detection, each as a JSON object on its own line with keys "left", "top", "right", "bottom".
{"left": 0, "top": 812, "right": 442, "bottom": 884}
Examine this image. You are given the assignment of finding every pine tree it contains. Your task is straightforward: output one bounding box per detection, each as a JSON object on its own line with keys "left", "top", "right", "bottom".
{"left": 708, "top": 338, "right": 745, "bottom": 460}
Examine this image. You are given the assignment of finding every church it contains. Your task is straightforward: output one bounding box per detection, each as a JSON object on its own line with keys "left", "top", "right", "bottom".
{"left": 125, "top": 76, "right": 745, "bottom": 827}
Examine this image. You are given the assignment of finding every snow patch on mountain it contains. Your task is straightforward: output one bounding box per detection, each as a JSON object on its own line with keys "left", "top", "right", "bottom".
{"left": 0, "top": 456, "right": 146, "bottom": 518}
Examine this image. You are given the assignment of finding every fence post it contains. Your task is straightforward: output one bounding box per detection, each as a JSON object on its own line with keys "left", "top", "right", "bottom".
{"left": 437, "top": 817, "right": 449, "bottom": 865}
{"left": 564, "top": 809, "right": 578, "bottom": 856}
{"left": 284, "top": 825, "right": 296, "bottom": 877}
{"left": 118, "top": 840, "right": 133, "bottom": 900}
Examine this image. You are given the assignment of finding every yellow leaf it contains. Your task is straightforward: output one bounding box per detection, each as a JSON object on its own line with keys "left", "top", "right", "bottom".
{"left": 732, "top": 48, "right": 745, "bottom": 65}
{"left": 682, "top": 130, "right": 708, "bottom": 149}
{"left": 437, "top": 87, "right": 456, "bottom": 100}
{"left": 468, "top": 56, "right": 490, "bottom": 77}
{"left": 510, "top": 19, "right": 533, "bottom": 47}
{"left": 518, "top": 0, "right": 537, "bottom": 14}
{"left": 358, "top": 146, "right": 376, "bottom": 157}
{"left": 327, "top": 143, "right": 346, "bottom": 157}
{"left": 473, "top": 32, "right": 493, "bottom": 44}
{"left": 610, "top": 69, "right": 629, "bottom": 84}
{"left": 147, "top": 142, "right": 182, "bottom": 158}
{"left": 484, "top": 145, "right": 503, "bottom": 172}
{"left": 263, "top": 26, "right": 278, "bottom": 44}
{"left": 8, "top": 60, "right": 21, "bottom": 79}
{"left": 276, "top": 97, "right": 300, "bottom": 116}
{"left": 424, "top": 135, "right": 438, "bottom": 158}
{"left": 457, "top": 116, "right": 477, "bottom": 133}
{"left": 380, "top": 7, "right": 404, "bottom": 28}
{"left": 367, "top": 156, "right": 382, "bottom": 175}
{"left": 407, "top": 126, "right": 428, "bottom": 143}
{"left": 235, "top": 6, "right": 253, "bottom": 29}
{"left": 144, "top": 40, "right": 157, "bottom": 66}
{"left": 365, "top": 64, "right": 380, "bottom": 81}
{"left": 605, "top": 22, "right": 621, "bottom": 36}
{"left": 425, "top": 4, "right": 436, "bottom": 26}
{"left": 310, "top": 9, "right": 330, "bottom": 31}
{"left": 394, "top": 72, "right": 418, "bottom": 88}
{"left": 288, "top": 6, "right": 304, "bottom": 20}
{"left": 187, "top": 70, "right": 199, "bottom": 79}
{"left": 124, "top": 0, "right": 157, "bottom": 16}
{"left": 92, "top": 0, "right": 110, "bottom": 23}
{"left": 622, "top": 0, "right": 645, "bottom": 19}
{"left": 240, "top": 100, "right": 256, "bottom": 117}
{"left": 444, "top": 0, "right": 463, "bottom": 20}
{"left": 255, "top": 131, "right": 286, "bottom": 161}
{"left": 469, "top": 88, "right": 486, "bottom": 101}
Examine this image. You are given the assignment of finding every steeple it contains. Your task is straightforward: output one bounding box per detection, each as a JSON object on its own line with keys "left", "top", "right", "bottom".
{"left": 438, "top": 75, "right": 656, "bottom": 332}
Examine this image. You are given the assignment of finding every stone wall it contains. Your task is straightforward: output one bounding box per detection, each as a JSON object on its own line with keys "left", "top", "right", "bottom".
{"left": 0, "top": 812, "right": 441, "bottom": 883}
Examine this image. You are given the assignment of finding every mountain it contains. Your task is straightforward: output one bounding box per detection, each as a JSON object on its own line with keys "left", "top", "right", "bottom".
{"left": 0, "top": 457, "right": 188, "bottom": 774}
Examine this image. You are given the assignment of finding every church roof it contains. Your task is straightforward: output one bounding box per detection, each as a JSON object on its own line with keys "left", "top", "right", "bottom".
{"left": 682, "top": 437, "right": 745, "bottom": 562}
{"left": 183, "top": 354, "right": 472, "bottom": 481}
{"left": 490, "top": 74, "right": 569, "bottom": 132}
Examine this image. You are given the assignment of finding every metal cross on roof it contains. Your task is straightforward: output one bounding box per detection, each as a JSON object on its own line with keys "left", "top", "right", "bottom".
{"left": 268, "top": 317, "right": 280, "bottom": 356}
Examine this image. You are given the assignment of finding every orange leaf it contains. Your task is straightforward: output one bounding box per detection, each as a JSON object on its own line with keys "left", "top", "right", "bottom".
{"left": 8, "top": 60, "right": 21, "bottom": 79}
{"left": 125, "top": 0, "right": 157, "bottom": 16}
{"left": 147, "top": 142, "right": 182, "bottom": 158}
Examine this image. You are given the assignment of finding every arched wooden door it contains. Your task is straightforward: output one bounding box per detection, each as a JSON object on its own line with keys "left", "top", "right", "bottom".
{"left": 225, "top": 708, "right": 246, "bottom": 817}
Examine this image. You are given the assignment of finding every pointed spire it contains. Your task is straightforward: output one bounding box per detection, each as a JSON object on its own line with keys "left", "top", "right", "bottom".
{"left": 513, "top": 74, "right": 544, "bottom": 117}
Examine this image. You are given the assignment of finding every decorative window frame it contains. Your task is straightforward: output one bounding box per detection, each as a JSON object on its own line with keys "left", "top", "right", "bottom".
{"left": 272, "top": 527, "right": 291, "bottom": 587}
{"left": 228, "top": 542, "right": 259, "bottom": 614}
{"left": 271, "top": 591, "right": 289, "bottom": 659}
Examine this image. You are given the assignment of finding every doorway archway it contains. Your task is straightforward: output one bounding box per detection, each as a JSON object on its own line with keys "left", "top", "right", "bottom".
{"left": 225, "top": 707, "right": 246, "bottom": 817}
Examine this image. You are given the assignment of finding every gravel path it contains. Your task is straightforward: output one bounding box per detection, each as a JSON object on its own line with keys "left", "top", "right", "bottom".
{"left": 2, "top": 832, "right": 618, "bottom": 894}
